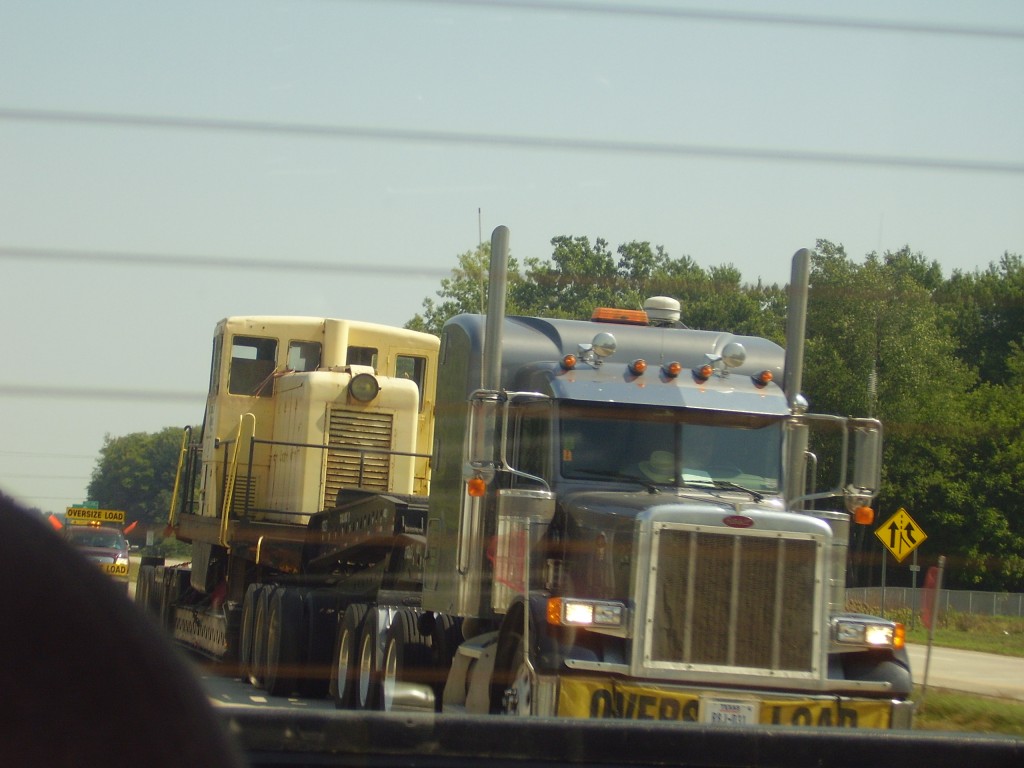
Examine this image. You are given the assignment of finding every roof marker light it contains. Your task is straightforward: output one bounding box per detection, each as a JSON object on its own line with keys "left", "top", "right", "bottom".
{"left": 693, "top": 363, "right": 714, "bottom": 381}
{"left": 628, "top": 359, "right": 647, "bottom": 375}
{"left": 752, "top": 370, "right": 774, "bottom": 387}
{"left": 561, "top": 354, "right": 577, "bottom": 370}
{"left": 663, "top": 361, "right": 682, "bottom": 378}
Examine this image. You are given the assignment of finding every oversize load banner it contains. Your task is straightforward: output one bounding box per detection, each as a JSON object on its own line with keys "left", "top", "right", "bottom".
{"left": 66, "top": 507, "right": 125, "bottom": 524}
{"left": 557, "top": 678, "right": 892, "bottom": 729}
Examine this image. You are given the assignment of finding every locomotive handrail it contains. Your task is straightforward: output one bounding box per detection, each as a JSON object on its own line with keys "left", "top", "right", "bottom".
{"left": 166, "top": 425, "right": 192, "bottom": 530}
{"left": 220, "top": 413, "right": 256, "bottom": 548}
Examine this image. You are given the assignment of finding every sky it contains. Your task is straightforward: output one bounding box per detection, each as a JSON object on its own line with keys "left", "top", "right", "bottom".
{"left": 1, "top": 0, "right": 1022, "bottom": 515}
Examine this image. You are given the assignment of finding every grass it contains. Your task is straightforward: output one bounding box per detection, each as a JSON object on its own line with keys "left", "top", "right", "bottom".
{"left": 912, "top": 687, "right": 1024, "bottom": 737}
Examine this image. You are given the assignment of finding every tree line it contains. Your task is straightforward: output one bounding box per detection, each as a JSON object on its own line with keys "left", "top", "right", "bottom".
{"left": 407, "top": 237, "right": 1024, "bottom": 592}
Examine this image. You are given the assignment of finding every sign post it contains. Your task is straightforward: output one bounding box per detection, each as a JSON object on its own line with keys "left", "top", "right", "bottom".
{"left": 920, "top": 555, "right": 946, "bottom": 704}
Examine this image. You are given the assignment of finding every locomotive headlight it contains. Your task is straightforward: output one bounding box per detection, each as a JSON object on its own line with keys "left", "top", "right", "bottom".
{"left": 349, "top": 372, "right": 380, "bottom": 402}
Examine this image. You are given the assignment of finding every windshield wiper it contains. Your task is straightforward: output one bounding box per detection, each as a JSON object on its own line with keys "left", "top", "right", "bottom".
{"left": 569, "top": 468, "right": 661, "bottom": 493}
{"left": 683, "top": 478, "right": 764, "bottom": 502}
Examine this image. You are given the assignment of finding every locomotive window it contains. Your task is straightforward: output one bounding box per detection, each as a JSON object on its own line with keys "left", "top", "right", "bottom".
{"left": 348, "top": 346, "right": 378, "bottom": 368}
{"left": 396, "top": 354, "right": 427, "bottom": 410}
{"left": 229, "top": 335, "right": 278, "bottom": 397}
{"left": 287, "top": 340, "right": 321, "bottom": 372}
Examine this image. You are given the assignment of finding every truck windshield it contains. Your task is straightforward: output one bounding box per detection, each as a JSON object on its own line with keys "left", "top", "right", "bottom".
{"left": 559, "top": 402, "right": 781, "bottom": 493}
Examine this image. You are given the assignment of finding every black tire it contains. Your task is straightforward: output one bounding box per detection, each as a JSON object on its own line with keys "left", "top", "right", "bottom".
{"left": 331, "top": 603, "right": 367, "bottom": 709}
{"left": 238, "top": 583, "right": 263, "bottom": 682}
{"left": 264, "top": 587, "right": 305, "bottom": 697}
{"left": 492, "top": 628, "right": 530, "bottom": 715}
{"left": 301, "top": 590, "right": 339, "bottom": 698}
{"left": 429, "top": 613, "right": 460, "bottom": 708}
{"left": 381, "top": 608, "right": 432, "bottom": 712}
{"left": 249, "top": 585, "right": 276, "bottom": 688}
{"left": 490, "top": 604, "right": 538, "bottom": 716}
{"left": 356, "top": 607, "right": 382, "bottom": 710}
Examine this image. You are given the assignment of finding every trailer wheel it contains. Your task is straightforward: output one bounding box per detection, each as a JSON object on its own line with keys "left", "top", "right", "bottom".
{"left": 302, "top": 590, "right": 339, "bottom": 698}
{"left": 135, "top": 564, "right": 152, "bottom": 611}
{"left": 238, "top": 583, "right": 262, "bottom": 682}
{"left": 264, "top": 587, "right": 304, "bottom": 697}
{"left": 249, "top": 585, "right": 276, "bottom": 688}
{"left": 332, "top": 603, "right": 367, "bottom": 709}
{"left": 382, "top": 608, "right": 431, "bottom": 712}
{"left": 356, "top": 607, "right": 382, "bottom": 710}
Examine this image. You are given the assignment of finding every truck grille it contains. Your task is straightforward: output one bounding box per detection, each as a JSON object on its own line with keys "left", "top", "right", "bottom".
{"left": 646, "top": 526, "right": 819, "bottom": 675}
{"left": 325, "top": 409, "right": 393, "bottom": 500}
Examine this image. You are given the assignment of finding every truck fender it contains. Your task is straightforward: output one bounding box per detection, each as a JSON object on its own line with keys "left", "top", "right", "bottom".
{"left": 442, "top": 630, "right": 500, "bottom": 715}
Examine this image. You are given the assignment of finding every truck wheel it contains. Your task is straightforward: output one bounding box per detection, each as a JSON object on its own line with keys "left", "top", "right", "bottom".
{"left": 491, "top": 605, "right": 535, "bottom": 716}
{"left": 264, "top": 587, "right": 304, "bottom": 697}
{"left": 497, "top": 631, "right": 533, "bottom": 715}
{"left": 250, "top": 585, "right": 276, "bottom": 688}
{"left": 356, "top": 607, "right": 382, "bottom": 710}
{"left": 382, "top": 608, "right": 431, "bottom": 712}
{"left": 332, "top": 603, "right": 367, "bottom": 709}
{"left": 238, "top": 583, "right": 263, "bottom": 682}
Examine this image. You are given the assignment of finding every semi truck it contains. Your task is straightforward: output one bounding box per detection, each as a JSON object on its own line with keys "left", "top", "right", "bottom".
{"left": 139, "top": 227, "right": 913, "bottom": 728}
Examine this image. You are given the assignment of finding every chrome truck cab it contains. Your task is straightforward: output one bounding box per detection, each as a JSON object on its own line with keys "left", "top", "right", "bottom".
{"left": 424, "top": 237, "right": 911, "bottom": 727}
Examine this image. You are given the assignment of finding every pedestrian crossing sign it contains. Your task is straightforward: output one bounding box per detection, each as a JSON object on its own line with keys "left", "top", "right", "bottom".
{"left": 875, "top": 507, "right": 927, "bottom": 563}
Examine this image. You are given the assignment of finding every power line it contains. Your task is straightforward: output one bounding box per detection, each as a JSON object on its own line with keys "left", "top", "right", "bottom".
{"left": 0, "top": 475, "right": 91, "bottom": 481}
{"left": 0, "top": 384, "right": 201, "bottom": 403}
{"left": 373, "top": 0, "right": 1024, "bottom": 41}
{"left": 0, "top": 244, "right": 452, "bottom": 278}
{"left": 1, "top": 108, "right": 1021, "bottom": 176}
{"left": 0, "top": 450, "right": 95, "bottom": 459}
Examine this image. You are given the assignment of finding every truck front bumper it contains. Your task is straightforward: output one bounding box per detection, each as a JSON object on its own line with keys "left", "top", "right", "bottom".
{"left": 549, "top": 675, "right": 914, "bottom": 729}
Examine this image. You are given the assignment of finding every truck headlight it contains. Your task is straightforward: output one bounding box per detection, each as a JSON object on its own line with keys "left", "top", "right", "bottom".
{"left": 547, "top": 598, "right": 626, "bottom": 628}
{"left": 833, "top": 618, "right": 904, "bottom": 649}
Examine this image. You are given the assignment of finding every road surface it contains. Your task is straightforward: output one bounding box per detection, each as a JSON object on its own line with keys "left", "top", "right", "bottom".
{"left": 906, "top": 643, "right": 1024, "bottom": 701}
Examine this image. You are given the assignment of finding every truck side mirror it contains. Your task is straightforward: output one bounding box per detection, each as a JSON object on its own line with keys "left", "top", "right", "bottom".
{"left": 849, "top": 419, "right": 882, "bottom": 496}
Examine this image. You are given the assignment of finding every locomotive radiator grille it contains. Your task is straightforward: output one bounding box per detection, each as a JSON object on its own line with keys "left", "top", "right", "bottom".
{"left": 645, "top": 525, "right": 820, "bottom": 676}
{"left": 325, "top": 409, "right": 394, "bottom": 498}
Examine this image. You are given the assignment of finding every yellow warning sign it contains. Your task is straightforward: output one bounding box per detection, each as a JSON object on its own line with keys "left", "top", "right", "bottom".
{"left": 875, "top": 507, "right": 927, "bottom": 563}
{"left": 65, "top": 506, "right": 125, "bottom": 525}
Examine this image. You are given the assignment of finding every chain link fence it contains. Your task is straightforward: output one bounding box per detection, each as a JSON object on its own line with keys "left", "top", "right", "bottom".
{"left": 847, "top": 587, "right": 1024, "bottom": 618}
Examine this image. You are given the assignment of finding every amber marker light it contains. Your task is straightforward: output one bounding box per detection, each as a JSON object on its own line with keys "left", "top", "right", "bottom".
{"left": 560, "top": 354, "right": 577, "bottom": 370}
{"left": 893, "top": 623, "right": 906, "bottom": 650}
{"left": 693, "top": 363, "right": 714, "bottom": 381}
{"left": 752, "top": 370, "right": 774, "bottom": 387}
{"left": 467, "top": 476, "right": 487, "bottom": 497}
{"left": 628, "top": 359, "right": 647, "bottom": 375}
{"left": 591, "top": 307, "right": 648, "bottom": 325}
{"left": 854, "top": 506, "right": 875, "bottom": 525}
{"left": 547, "top": 598, "right": 563, "bottom": 625}
{"left": 662, "top": 361, "right": 682, "bottom": 378}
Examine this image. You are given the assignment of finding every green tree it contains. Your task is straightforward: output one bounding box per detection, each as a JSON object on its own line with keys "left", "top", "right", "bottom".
{"left": 512, "top": 235, "right": 621, "bottom": 317}
{"left": 406, "top": 242, "right": 522, "bottom": 336}
{"left": 86, "top": 427, "right": 186, "bottom": 527}
{"left": 936, "top": 252, "right": 1024, "bottom": 387}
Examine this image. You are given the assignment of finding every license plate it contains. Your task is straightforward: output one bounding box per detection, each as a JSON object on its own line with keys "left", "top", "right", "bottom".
{"left": 700, "top": 697, "right": 760, "bottom": 725}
